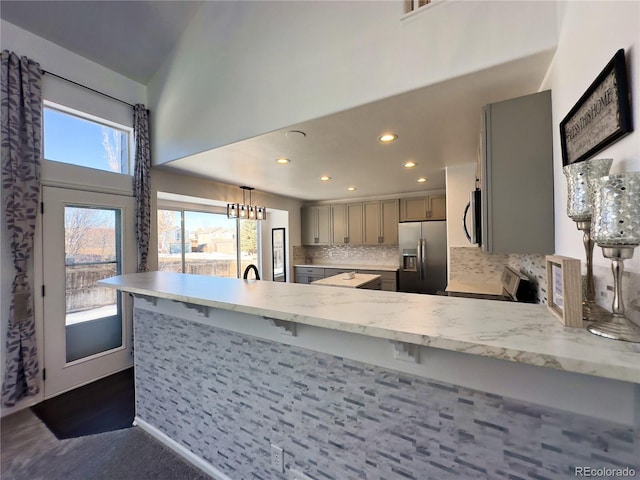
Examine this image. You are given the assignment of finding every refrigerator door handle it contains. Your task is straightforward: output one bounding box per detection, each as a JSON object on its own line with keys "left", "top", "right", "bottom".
{"left": 420, "top": 238, "right": 427, "bottom": 281}
{"left": 416, "top": 239, "right": 423, "bottom": 281}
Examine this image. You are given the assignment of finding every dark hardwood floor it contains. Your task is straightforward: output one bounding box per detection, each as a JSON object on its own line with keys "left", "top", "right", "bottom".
{"left": 31, "top": 367, "right": 134, "bottom": 439}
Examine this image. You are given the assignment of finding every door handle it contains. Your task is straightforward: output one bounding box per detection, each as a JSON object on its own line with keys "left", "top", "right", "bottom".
{"left": 463, "top": 201, "right": 472, "bottom": 243}
{"left": 416, "top": 240, "right": 423, "bottom": 281}
{"left": 421, "top": 239, "right": 427, "bottom": 280}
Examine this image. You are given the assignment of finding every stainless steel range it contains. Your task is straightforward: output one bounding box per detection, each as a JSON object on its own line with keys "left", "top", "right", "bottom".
{"left": 447, "top": 266, "right": 535, "bottom": 302}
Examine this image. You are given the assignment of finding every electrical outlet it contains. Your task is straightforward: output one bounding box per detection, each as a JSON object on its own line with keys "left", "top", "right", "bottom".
{"left": 270, "top": 443, "right": 284, "bottom": 473}
{"left": 289, "top": 468, "right": 314, "bottom": 480}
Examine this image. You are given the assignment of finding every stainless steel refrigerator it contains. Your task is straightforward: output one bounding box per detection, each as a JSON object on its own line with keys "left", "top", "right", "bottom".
{"left": 398, "top": 221, "right": 447, "bottom": 294}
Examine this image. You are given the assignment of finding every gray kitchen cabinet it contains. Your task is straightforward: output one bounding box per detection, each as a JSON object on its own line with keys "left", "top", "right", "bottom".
{"left": 323, "top": 267, "right": 355, "bottom": 277}
{"left": 427, "top": 195, "right": 446, "bottom": 220}
{"left": 357, "top": 269, "right": 398, "bottom": 291}
{"left": 400, "top": 196, "right": 429, "bottom": 222}
{"left": 331, "top": 204, "right": 347, "bottom": 245}
{"left": 294, "top": 266, "right": 325, "bottom": 284}
{"left": 400, "top": 195, "right": 446, "bottom": 222}
{"left": 331, "top": 203, "right": 363, "bottom": 245}
{"left": 301, "top": 205, "right": 331, "bottom": 245}
{"left": 347, "top": 203, "right": 363, "bottom": 244}
{"left": 380, "top": 199, "right": 400, "bottom": 244}
{"left": 481, "top": 90, "right": 553, "bottom": 254}
{"left": 363, "top": 199, "right": 399, "bottom": 245}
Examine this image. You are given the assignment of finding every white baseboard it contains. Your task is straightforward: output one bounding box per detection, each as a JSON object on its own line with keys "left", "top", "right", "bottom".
{"left": 133, "top": 416, "right": 233, "bottom": 480}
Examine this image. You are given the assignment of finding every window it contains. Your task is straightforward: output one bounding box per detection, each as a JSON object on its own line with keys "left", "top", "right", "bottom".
{"left": 43, "top": 103, "right": 131, "bottom": 174}
{"left": 64, "top": 205, "right": 123, "bottom": 362}
{"left": 158, "top": 208, "right": 260, "bottom": 278}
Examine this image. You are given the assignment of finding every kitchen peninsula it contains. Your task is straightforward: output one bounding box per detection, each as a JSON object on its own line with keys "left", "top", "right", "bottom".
{"left": 311, "top": 272, "right": 381, "bottom": 289}
{"left": 100, "top": 272, "right": 639, "bottom": 480}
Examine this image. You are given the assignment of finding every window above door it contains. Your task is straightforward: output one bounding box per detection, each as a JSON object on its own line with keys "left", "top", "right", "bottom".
{"left": 43, "top": 101, "right": 133, "bottom": 175}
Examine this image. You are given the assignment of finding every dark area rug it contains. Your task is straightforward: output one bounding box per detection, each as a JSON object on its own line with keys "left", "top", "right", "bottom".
{"left": 4, "top": 425, "right": 212, "bottom": 480}
{"left": 31, "top": 367, "right": 135, "bottom": 439}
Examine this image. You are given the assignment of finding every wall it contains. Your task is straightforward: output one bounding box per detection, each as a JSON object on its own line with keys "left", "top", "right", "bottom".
{"left": 545, "top": 1, "right": 640, "bottom": 316}
{"left": 445, "top": 163, "right": 477, "bottom": 280}
{"left": 0, "top": 20, "right": 147, "bottom": 415}
{"left": 135, "top": 307, "right": 639, "bottom": 480}
{"left": 147, "top": 1, "right": 558, "bottom": 165}
{"left": 543, "top": 1, "right": 640, "bottom": 275}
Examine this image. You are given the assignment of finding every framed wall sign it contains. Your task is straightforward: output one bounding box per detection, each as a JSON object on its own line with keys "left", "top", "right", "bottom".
{"left": 272, "top": 228, "right": 286, "bottom": 282}
{"left": 546, "top": 255, "right": 582, "bottom": 328}
{"left": 560, "top": 49, "right": 633, "bottom": 166}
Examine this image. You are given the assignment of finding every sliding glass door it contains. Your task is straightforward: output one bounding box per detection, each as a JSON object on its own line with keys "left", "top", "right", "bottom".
{"left": 158, "top": 208, "right": 259, "bottom": 278}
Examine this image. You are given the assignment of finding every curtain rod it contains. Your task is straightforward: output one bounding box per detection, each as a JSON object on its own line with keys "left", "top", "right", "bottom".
{"left": 42, "top": 70, "right": 136, "bottom": 109}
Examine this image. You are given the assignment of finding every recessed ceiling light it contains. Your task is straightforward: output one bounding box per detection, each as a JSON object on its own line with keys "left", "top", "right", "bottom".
{"left": 275, "top": 158, "right": 290, "bottom": 165}
{"left": 378, "top": 133, "right": 398, "bottom": 143}
{"left": 347, "top": 186, "right": 357, "bottom": 191}
{"left": 403, "top": 161, "right": 417, "bottom": 168}
{"left": 320, "top": 175, "right": 331, "bottom": 181}
{"left": 417, "top": 177, "right": 428, "bottom": 183}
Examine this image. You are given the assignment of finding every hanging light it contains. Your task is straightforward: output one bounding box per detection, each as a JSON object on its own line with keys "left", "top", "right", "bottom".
{"left": 227, "top": 186, "right": 267, "bottom": 220}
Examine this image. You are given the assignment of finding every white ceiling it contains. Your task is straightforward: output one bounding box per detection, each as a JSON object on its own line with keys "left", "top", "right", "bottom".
{"left": 0, "top": 0, "right": 203, "bottom": 84}
{"left": 1, "top": 1, "right": 555, "bottom": 202}
{"left": 164, "top": 50, "right": 555, "bottom": 201}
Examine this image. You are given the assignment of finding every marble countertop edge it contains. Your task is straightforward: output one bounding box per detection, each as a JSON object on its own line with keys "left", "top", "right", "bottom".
{"left": 100, "top": 272, "right": 640, "bottom": 384}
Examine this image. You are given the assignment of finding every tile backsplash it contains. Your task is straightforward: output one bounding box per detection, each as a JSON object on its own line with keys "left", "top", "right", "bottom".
{"left": 449, "top": 246, "right": 640, "bottom": 324}
{"left": 294, "top": 245, "right": 398, "bottom": 267}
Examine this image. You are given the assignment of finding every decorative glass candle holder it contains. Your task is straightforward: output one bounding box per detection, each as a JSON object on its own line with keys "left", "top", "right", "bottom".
{"left": 562, "top": 158, "right": 613, "bottom": 322}
{"left": 588, "top": 172, "right": 640, "bottom": 343}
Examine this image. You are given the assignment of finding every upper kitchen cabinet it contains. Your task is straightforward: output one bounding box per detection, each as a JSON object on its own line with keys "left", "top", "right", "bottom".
{"left": 301, "top": 205, "right": 331, "bottom": 245}
{"left": 363, "top": 200, "right": 399, "bottom": 245}
{"left": 331, "top": 203, "right": 363, "bottom": 245}
{"left": 481, "top": 90, "right": 553, "bottom": 254}
{"left": 399, "top": 195, "right": 446, "bottom": 222}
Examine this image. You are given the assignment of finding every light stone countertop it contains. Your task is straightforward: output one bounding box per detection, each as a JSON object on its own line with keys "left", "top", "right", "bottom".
{"left": 312, "top": 273, "right": 381, "bottom": 288}
{"left": 294, "top": 263, "right": 398, "bottom": 272}
{"left": 99, "top": 271, "right": 640, "bottom": 384}
{"left": 446, "top": 280, "right": 505, "bottom": 296}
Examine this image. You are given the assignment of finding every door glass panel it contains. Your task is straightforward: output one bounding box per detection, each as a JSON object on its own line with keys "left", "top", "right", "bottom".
{"left": 64, "top": 206, "right": 122, "bottom": 362}
{"left": 240, "top": 219, "right": 259, "bottom": 276}
{"left": 184, "top": 211, "right": 238, "bottom": 277}
{"left": 157, "top": 209, "right": 183, "bottom": 272}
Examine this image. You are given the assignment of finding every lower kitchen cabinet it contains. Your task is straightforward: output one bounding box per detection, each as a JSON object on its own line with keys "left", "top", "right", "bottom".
{"left": 295, "top": 266, "right": 398, "bottom": 292}
{"left": 294, "top": 266, "right": 325, "bottom": 284}
{"left": 358, "top": 269, "right": 397, "bottom": 292}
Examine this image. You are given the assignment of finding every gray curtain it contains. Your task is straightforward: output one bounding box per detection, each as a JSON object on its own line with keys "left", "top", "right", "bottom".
{"left": 133, "top": 105, "right": 151, "bottom": 272}
{"left": 1, "top": 51, "right": 42, "bottom": 407}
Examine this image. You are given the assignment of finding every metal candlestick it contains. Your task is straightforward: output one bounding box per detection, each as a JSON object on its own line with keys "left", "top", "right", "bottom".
{"left": 587, "top": 247, "right": 640, "bottom": 342}
{"left": 575, "top": 220, "right": 611, "bottom": 322}
{"left": 563, "top": 158, "right": 613, "bottom": 322}
{"left": 587, "top": 172, "right": 640, "bottom": 343}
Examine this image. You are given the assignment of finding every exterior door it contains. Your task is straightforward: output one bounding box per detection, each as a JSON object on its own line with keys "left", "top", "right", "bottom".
{"left": 41, "top": 186, "right": 135, "bottom": 398}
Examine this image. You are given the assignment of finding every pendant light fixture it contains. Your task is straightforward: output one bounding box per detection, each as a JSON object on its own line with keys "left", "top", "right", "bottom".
{"left": 227, "top": 186, "right": 266, "bottom": 220}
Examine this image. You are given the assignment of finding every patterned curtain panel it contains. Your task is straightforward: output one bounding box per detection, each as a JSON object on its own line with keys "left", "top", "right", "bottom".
{"left": 133, "top": 105, "right": 151, "bottom": 272}
{"left": 1, "top": 51, "right": 42, "bottom": 407}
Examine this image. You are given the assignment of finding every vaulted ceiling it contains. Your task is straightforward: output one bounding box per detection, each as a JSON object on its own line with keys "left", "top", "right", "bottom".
{"left": 1, "top": 1, "right": 555, "bottom": 200}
